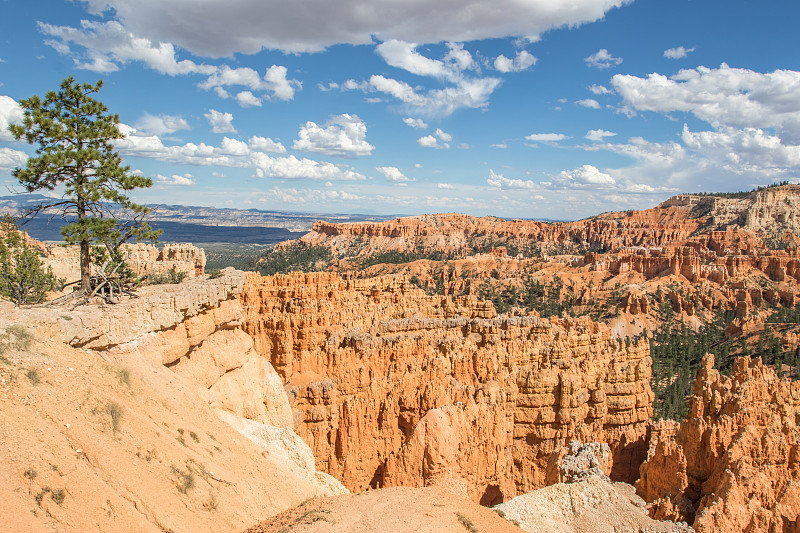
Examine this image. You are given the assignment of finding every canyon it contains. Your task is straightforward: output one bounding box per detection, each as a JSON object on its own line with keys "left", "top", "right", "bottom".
{"left": 1, "top": 185, "right": 799, "bottom": 532}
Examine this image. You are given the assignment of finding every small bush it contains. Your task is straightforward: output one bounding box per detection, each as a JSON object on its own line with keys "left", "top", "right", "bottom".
{"left": 171, "top": 466, "right": 195, "bottom": 494}
{"left": 105, "top": 402, "right": 123, "bottom": 432}
{"left": 189, "top": 431, "right": 199, "bottom": 443}
{"left": 25, "top": 368, "right": 40, "bottom": 385}
{"left": 146, "top": 270, "right": 188, "bottom": 285}
{"left": 51, "top": 488, "right": 66, "bottom": 505}
{"left": 456, "top": 512, "right": 478, "bottom": 533}
{"left": 34, "top": 487, "right": 50, "bottom": 506}
{"left": 0, "top": 215, "right": 62, "bottom": 305}
{"left": 23, "top": 467, "right": 37, "bottom": 494}
{"left": 117, "top": 368, "right": 131, "bottom": 387}
{"left": 6, "top": 325, "right": 33, "bottom": 350}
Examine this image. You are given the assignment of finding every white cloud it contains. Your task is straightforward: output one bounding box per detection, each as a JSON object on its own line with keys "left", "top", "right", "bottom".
{"left": 490, "top": 143, "right": 508, "bottom": 149}
{"left": 376, "top": 166, "right": 411, "bottom": 183}
{"left": 664, "top": 46, "right": 695, "bottom": 59}
{"left": 248, "top": 136, "right": 286, "bottom": 153}
{"left": 134, "top": 113, "right": 190, "bottom": 135}
{"left": 585, "top": 129, "right": 617, "bottom": 141}
{"left": 417, "top": 135, "right": 446, "bottom": 149}
{"left": 403, "top": 117, "right": 428, "bottom": 129}
{"left": 79, "top": 0, "right": 629, "bottom": 55}
{"left": 577, "top": 98, "right": 601, "bottom": 109}
{"left": 434, "top": 128, "right": 452, "bottom": 142}
{"left": 115, "top": 123, "right": 367, "bottom": 181}
{"left": 38, "top": 20, "right": 215, "bottom": 75}
{"left": 205, "top": 109, "right": 236, "bottom": 133}
{"left": 437, "top": 183, "right": 454, "bottom": 189}
{"left": 584, "top": 49, "right": 623, "bottom": 69}
{"left": 681, "top": 125, "right": 800, "bottom": 176}
{"left": 236, "top": 90, "right": 262, "bottom": 107}
{"left": 525, "top": 133, "right": 568, "bottom": 142}
{"left": 345, "top": 44, "right": 502, "bottom": 116}
{"left": 486, "top": 169, "right": 538, "bottom": 189}
{"left": 589, "top": 84, "right": 611, "bottom": 95}
{"left": 292, "top": 114, "right": 374, "bottom": 157}
{"left": 612, "top": 64, "right": 800, "bottom": 142}
{"left": 199, "top": 64, "right": 300, "bottom": 101}
{"left": 548, "top": 164, "right": 615, "bottom": 189}
{"left": 0, "top": 97, "right": 23, "bottom": 142}
{"left": 0, "top": 147, "right": 28, "bottom": 170}
{"left": 493, "top": 50, "right": 537, "bottom": 73}
{"left": 157, "top": 173, "right": 195, "bottom": 185}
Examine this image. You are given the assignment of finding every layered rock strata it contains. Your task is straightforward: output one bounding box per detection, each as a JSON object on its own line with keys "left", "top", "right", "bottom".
{"left": 240, "top": 271, "right": 654, "bottom": 503}
{"left": 637, "top": 354, "right": 800, "bottom": 532}
{"left": 42, "top": 242, "right": 206, "bottom": 284}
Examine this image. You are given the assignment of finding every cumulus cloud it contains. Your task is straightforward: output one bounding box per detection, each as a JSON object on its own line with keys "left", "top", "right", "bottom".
{"left": 236, "top": 90, "right": 262, "bottom": 107}
{"left": 417, "top": 135, "right": 442, "bottom": 148}
{"left": 434, "top": 128, "right": 452, "bottom": 143}
{"left": 345, "top": 44, "right": 502, "bottom": 116}
{"left": 292, "top": 114, "right": 374, "bottom": 158}
{"left": 403, "top": 117, "right": 428, "bottom": 129}
{"left": 486, "top": 169, "right": 538, "bottom": 189}
{"left": 437, "top": 183, "right": 454, "bottom": 189}
{"left": 248, "top": 136, "right": 286, "bottom": 153}
{"left": 0, "top": 147, "right": 28, "bottom": 170}
{"left": 157, "top": 173, "right": 195, "bottom": 185}
{"left": 612, "top": 64, "right": 800, "bottom": 142}
{"left": 115, "top": 123, "right": 366, "bottom": 181}
{"left": 547, "top": 164, "right": 615, "bottom": 189}
{"left": 681, "top": 125, "right": 800, "bottom": 176}
{"left": 376, "top": 166, "right": 411, "bottom": 183}
{"left": 664, "top": 46, "right": 695, "bottom": 59}
{"left": 494, "top": 50, "right": 537, "bottom": 73}
{"left": 0, "top": 95, "right": 24, "bottom": 141}
{"left": 78, "top": 0, "right": 630, "bottom": 55}
{"left": 585, "top": 129, "right": 617, "bottom": 141}
{"left": 589, "top": 84, "right": 611, "bottom": 95}
{"left": 199, "top": 64, "right": 300, "bottom": 101}
{"left": 134, "top": 113, "right": 190, "bottom": 135}
{"left": 584, "top": 49, "right": 623, "bottom": 69}
{"left": 577, "top": 98, "right": 601, "bottom": 109}
{"left": 525, "top": 133, "right": 568, "bottom": 142}
{"left": 205, "top": 109, "right": 236, "bottom": 133}
{"left": 38, "top": 20, "right": 215, "bottom": 75}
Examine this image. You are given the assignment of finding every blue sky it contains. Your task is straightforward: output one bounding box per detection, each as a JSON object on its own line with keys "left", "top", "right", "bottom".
{"left": 1, "top": 0, "right": 799, "bottom": 219}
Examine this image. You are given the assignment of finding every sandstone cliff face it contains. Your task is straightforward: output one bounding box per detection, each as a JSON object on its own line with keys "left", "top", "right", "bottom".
{"left": 637, "top": 354, "right": 800, "bottom": 532}
{"left": 42, "top": 242, "right": 206, "bottom": 285}
{"left": 13, "top": 269, "right": 345, "bottom": 497}
{"left": 240, "top": 271, "right": 654, "bottom": 504}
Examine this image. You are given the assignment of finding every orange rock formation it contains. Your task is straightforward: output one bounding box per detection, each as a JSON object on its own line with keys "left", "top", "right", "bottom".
{"left": 637, "top": 354, "right": 800, "bottom": 532}
{"left": 240, "top": 271, "right": 654, "bottom": 504}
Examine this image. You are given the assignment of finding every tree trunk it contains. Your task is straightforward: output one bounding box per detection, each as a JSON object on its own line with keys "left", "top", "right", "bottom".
{"left": 80, "top": 238, "right": 91, "bottom": 293}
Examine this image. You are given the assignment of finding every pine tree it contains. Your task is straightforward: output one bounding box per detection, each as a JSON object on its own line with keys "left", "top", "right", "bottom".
{"left": 0, "top": 215, "right": 62, "bottom": 305}
{"left": 9, "top": 77, "right": 161, "bottom": 295}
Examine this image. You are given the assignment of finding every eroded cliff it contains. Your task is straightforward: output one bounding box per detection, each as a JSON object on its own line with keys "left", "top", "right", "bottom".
{"left": 240, "top": 271, "right": 654, "bottom": 504}
{"left": 637, "top": 354, "right": 800, "bottom": 532}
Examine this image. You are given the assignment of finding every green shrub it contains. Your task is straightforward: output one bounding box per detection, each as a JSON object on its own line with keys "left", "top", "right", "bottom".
{"left": 146, "top": 270, "right": 188, "bottom": 285}
{"left": 0, "top": 215, "right": 62, "bottom": 305}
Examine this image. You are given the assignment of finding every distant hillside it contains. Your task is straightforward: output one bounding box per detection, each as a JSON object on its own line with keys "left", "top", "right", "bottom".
{"left": 0, "top": 194, "right": 397, "bottom": 244}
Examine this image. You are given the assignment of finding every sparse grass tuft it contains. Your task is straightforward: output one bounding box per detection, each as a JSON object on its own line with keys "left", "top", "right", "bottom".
{"left": 25, "top": 368, "right": 40, "bottom": 385}
{"left": 171, "top": 466, "right": 195, "bottom": 494}
{"left": 117, "top": 368, "right": 131, "bottom": 387}
{"left": 189, "top": 431, "right": 199, "bottom": 443}
{"left": 456, "top": 512, "right": 478, "bottom": 533}
{"left": 34, "top": 487, "right": 50, "bottom": 507}
{"left": 23, "top": 467, "right": 37, "bottom": 494}
{"left": 105, "top": 402, "right": 123, "bottom": 432}
{"left": 51, "top": 488, "right": 66, "bottom": 505}
{"left": 6, "top": 325, "right": 33, "bottom": 350}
